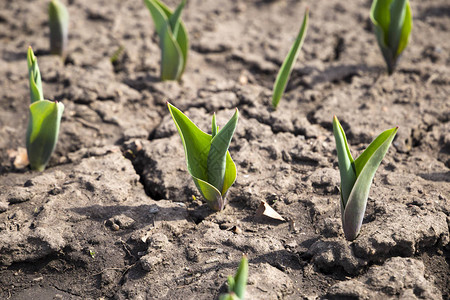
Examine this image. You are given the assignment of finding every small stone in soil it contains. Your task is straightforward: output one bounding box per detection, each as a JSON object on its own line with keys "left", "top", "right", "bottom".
{"left": 148, "top": 205, "right": 160, "bottom": 214}
{"left": 106, "top": 214, "right": 135, "bottom": 230}
{"left": 148, "top": 232, "right": 169, "bottom": 249}
{"left": 0, "top": 201, "right": 8, "bottom": 212}
{"left": 140, "top": 253, "right": 163, "bottom": 272}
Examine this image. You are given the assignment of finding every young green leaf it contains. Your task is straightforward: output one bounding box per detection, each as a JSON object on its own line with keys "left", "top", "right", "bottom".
{"left": 27, "top": 47, "right": 44, "bottom": 103}
{"left": 26, "top": 100, "right": 65, "bottom": 171}
{"left": 49, "top": 0, "right": 69, "bottom": 57}
{"left": 333, "top": 116, "right": 397, "bottom": 240}
{"left": 26, "top": 47, "right": 64, "bottom": 171}
{"left": 395, "top": 2, "right": 412, "bottom": 57}
{"left": 167, "top": 103, "right": 211, "bottom": 181}
{"left": 211, "top": 113, "right": 218, "bottom": 138}
{"left": 354, "top": 128, "right": 397, "bottom": 177}
{"left": 143, "top": 0, "right": 168, "bottom": 35}
{"left": 221, "top": 151, "right": 237, "bottom": 196}
{"left": 232, "top": 255, "right": 248, "bottom": 299}
{"left": 370, "top": 0, "right": 412, "bottom": 74}
{"left": 207, "top": 109, "right": 239, "bottom": 193}
{"left": 143, "top": 0, "right": 189, "bottom": 81}
{"left": 220, "top": 255, "right": 248, "bottom": 300}
{"left": 160, "top": 22, "right": 184, "bottom": 80}
{"left": 167, "top": 103, "right": 238, "bottom": 211}
{"left": 387, "top": 0, "right": 407, "bottom": 55}
{"left": 153, "top": 0, "right": 189, "bottom": 77}
{"left": 168, "top": 0, "right": 185, "bottom": 37}
{"left": 332, "top": 116, "right": 356, "bottom": 208}
{"left": 343, "top": 127, "right": 398, "bottom": 240}
{"left": 272, "top": 8, "right": 309, "bottom": 109}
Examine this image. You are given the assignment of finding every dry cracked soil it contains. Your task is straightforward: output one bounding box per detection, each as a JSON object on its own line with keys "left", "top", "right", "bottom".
{"left": 0, "top": 0, "right": 449, "bottom": 299}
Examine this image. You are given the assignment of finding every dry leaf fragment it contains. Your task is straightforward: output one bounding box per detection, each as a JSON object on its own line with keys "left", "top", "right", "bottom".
{"left": 7, "top": 147, "right": 29, "bottom": 169}
{"left": 255, "top": 200, "right": 285, "bottom": 221}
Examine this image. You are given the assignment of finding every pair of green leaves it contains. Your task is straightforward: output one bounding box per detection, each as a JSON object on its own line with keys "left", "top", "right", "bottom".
{"left": 26, "top": 47, "right": 64, "bottom": 171}
{"left": 272, "top": 8, "right": 309, "bottom": 109}
{"left": 370, "top": 0, "right": 413, "bottom": 74}
{"left": 143, "top": 0, "right": 189, "bottom": 81}
{"left": 333, "top": 116, "right": 397, "bottom": 240}
{"left": 168, "top": 103, "right": 238, "bottom": 211}
{"left": 49, "top": 0, "right": 69, "bottom": 57}
{"left": 220, "top": 255, "right": 248, "bottom": 300}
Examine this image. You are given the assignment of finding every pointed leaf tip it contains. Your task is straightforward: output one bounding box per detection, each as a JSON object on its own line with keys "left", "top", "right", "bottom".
{"left": 271, "top": 9, "right": 308, "bottom": 109}
{"left": 332, "top": 116, "right": 356, "bottom": 210}
{"left": 207, "top": 109, "right": 239, "bottom": 193}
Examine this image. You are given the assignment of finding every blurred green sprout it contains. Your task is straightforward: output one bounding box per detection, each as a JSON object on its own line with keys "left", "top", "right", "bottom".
{"left": 143, "top": 0, "right": 189, "bottom": 81}
{"left": 333, "top": 116, "right": 397, "bottom": 240}
{"left": 370, "top": 0, "right": 412, "bottom": 74}
{"left": 220, "top": 255, "right": 248, "bottom": 300}
{"left": 49, "top": 0, "right": 69, "bottom": 57}
{"left": 27, "top": 47, "right": 64, "bottom": 171}
{"left": 110, "top": 45, "right": 125, "bottom": 64}
{"left": 272, "top": 8, "right": 308, "bottom": 109}
{"left": 168, "top": 103, "right": 238, "bottom": 211}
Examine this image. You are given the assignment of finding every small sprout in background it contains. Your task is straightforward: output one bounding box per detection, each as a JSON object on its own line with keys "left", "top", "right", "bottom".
{"left": 110, "top": 45, "right": 127, "bottom": 73}
{"left": 220, "top": 255, "right": 248, "bottom": 300}
{"left": 168, "top": 103, "right": 238, "bottom": 211}
{"left": 143, "top": 0, "right": 189, "bottom": 81}
{"left": 89, "top": 249, "right": 95, "bottom": 258}
{"left": 333, "top": 116, "right": 397, "bottom": 240}
{"left": 49, "top": 0, "right": 69, "bottom": 57}
{"left": 370, "top": 0, "right": 412, "bottom": 74}
{"left": 272, "top": 8, "right": 309, "bottom": 109}
{"left": 110, "top": 45, "right": 125, "bottom": 64}
{"left": 26, "top": 47, "right": 65, "bottom": 171}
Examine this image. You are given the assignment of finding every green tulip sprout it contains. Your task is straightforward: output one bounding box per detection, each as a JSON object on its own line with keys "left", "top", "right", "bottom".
{"left": 370, "top": 0, "right": 412, "bottom": 74}
{"left": 168, "top": 103, "right": 238, "bottom": 211}
{"left": 220, "top": 255, "right": 248, "bottom": 300}
{"left": 333, "top": 116, "right": 397, "bottom": 240}
{"left": 143, "top": 0, "right": 189, "bottom": 81}
{"left": 26, "top": 47, "right": 64, "bottom": 171}
{"left": 272, "top": 8, "right": 309, "bottom": 109}
{"left": 49, "top": 0, "right": 69, "bottom": 56}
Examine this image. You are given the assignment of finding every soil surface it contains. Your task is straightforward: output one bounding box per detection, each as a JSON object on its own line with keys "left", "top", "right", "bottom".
{"left": 1, "top": 0, "right": 449, "bottom": 299}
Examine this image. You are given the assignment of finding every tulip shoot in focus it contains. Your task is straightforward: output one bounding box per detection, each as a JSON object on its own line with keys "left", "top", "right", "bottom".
{"left": 143, "top": 0, "right": 189, "bottom": 81}
{"left": 333, "top": 116, "right": 397, "bottom": 240}
{"left": 370, "top": 0, "right": 412, "bottom": 74}
{"left": 220, "top": 255, "right": 248, "bottom": 300}
{"left": 26, "top": 47, "right": 64, "bottom": 171}
{"left": 49, "top": 0, "right": 69, "bottom": 56}
{"left": 272, "top": 8, "right": 309, "bottom": 109}
{"left": 168, "top": 103, "right": 238, "bottom": 211}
